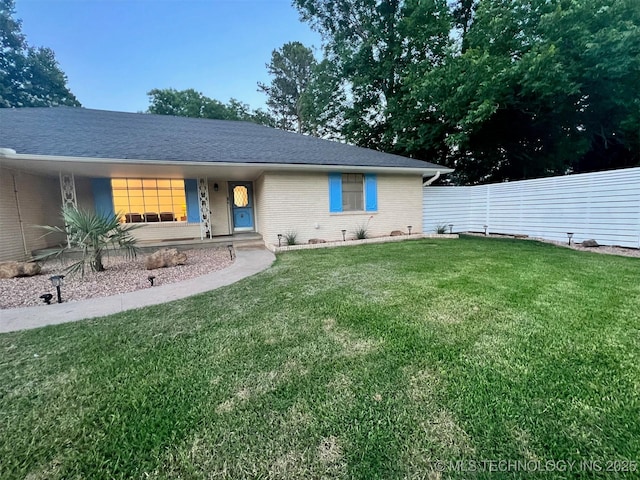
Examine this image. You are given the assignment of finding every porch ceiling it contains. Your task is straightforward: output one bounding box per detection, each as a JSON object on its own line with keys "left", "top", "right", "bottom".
{"left": 0, "top": 156, "right": 268, "bottom": 180}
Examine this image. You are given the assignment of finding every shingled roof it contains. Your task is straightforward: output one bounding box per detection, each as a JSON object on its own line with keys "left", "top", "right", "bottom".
{"left": 0, "top": 107, "right": 447, "bottom": 170}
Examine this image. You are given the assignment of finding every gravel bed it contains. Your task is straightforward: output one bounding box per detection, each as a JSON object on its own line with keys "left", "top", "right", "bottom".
{"left": 562, "top": 242, "right": 640, "bottom": 257}
{"left": 0, "top": 248, "right": 234, "bottom": 310}
{"left": 465, "top": 232, "right": 640, "bottom": 258}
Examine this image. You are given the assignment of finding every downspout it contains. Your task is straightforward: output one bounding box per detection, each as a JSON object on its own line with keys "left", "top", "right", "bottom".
{"left": 423, "top": 171, "right": 441, "bottom": 187}
{"left": 12, "top": 173, "right": 30, "bottom": 259}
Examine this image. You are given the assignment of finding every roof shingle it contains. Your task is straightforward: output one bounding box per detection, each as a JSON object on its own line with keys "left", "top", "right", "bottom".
{"left": 0, "top": 107, "right": 446, "bottom": 170}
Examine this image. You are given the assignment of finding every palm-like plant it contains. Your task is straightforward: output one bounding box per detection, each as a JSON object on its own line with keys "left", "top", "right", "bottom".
{"left": 37, "top": 207, "right": 141, "bottom": 276}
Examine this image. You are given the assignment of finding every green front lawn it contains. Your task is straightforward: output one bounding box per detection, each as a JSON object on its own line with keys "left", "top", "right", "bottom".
{"left": 1, "top": 236, "right": 639, "bottom": 479}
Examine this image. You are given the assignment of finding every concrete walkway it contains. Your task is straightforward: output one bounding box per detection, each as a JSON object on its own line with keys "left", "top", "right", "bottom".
{"left": 0, "top": 248, "right": 276, "bottom": 334}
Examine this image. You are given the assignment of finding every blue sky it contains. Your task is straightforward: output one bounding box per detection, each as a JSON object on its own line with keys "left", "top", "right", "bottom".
{"left": 15, "top": 0, "right": 323, "bottom": 113}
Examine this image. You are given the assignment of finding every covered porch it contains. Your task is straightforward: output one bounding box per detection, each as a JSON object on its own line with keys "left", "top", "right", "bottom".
{"left": 0, "top": 153, "right": 267, "bottom": 259}
{"left": 65, "top": 174, "right": 258, "bottom": 243}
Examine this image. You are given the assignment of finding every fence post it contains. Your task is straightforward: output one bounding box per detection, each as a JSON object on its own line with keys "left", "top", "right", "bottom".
{"left": 485, "top": 184, "right": 491, "bottom": 235}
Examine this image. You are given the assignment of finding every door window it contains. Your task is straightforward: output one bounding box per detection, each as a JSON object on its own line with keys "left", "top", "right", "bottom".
{"left": 233, "top": 185, "right": 249, "bottom": 207}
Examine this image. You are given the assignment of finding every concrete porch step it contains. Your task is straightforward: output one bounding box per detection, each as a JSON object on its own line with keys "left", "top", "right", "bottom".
{"left": 137, "top": 233, "right": 264, "bottom": 251}
{"left": 33, "top": 233, "right": 265, "bottom": 259}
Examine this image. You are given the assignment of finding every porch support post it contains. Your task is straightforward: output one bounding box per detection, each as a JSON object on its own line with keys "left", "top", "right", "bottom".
{"left": 59, "top": 172, "right": 77, "bottom": 248}
{"left": 59, "top": 172, "right": 77, "bottom": 209}
{"left": 198, "top": 177, "right": 211, "bottom": 240}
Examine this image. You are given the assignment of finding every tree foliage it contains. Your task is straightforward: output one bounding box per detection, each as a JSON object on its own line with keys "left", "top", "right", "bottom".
{"left": 0, "top": 0, "right": 79, "bottom": 108}
{"left": 258, "top": 41, "right": 317, "bottom": 133}
{"left": 147, "top": 88, "right": 275, "bottom": 126}
{"left": 431, "top": 0, "right": 639, "bottom": 183}
{"left": 294, "top": 0, "right": 452, "bottom": 150}
{"left": 299, "top": 59, "right": 346, "bottom": 140}
{"left": 294, "top": 0, "right": 640, "bottom": 184}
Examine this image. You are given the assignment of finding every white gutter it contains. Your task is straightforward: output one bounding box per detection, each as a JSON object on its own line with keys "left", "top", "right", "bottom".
{"left": 423, "top": 170, "right": 441, "bottom": 186}
{"left": 0, "top": 151, "right": 455, "bottom": 176}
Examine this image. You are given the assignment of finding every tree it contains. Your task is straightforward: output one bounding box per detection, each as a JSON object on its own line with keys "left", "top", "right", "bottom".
{"left": 298, "top": 59, "right": 346, "bottom": 140}
{"left": 461, "top": 0, "right": 640, "bottom": 180}
{"left": 293, "top": 0, "right": 452, "bottom": 150}
{"left": 0, "top": 0, "right": 79, "bottom": 108}
{"left": 449, "top": 0, "right": 478, "bottom": 53}
{"left": 296, "top": 0, "right": 638, "bottom": 184}
{"left": 407, "top": 0, "right": 639, "bottom": 183}
{"left": 419, "top": 2, "right": 576, "bottom": 181}
{"left": 249, "top": 108, "right": 278, "bottom": 128}
{"left": 36, "top": 207, "right": 140, "bottom": 276}
{"left": 147, "top": 88, "right": 276, "bottom": 126}
{"left": 258, "top": 41, "right": 317, "bottom": 133}
{"left": 147, "top": 88, "right": 228, "bottom": 118}
{"left": 542, "top": 0, "right": 640, "bottom": 174}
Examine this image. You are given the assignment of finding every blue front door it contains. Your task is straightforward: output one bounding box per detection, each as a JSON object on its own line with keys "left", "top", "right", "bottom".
{"left": 230, "top": 182, "right": 254, "bottom": 231}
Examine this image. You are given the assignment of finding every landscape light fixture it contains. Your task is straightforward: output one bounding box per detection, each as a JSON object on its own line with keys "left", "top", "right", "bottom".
{"left": 277, "top": 234, "right": 283, "bottom": 247}
{"left": 49, "top": 275, "right": 65, "bottom": 304}
{"left": 483, "top": 225, "right": 488, "bottom": 236}
{"left": 407, "top": 225, "right": 412, "bottom": 235}
{"left": 227, "top": 244, "right": 235, "bottom": 260}
{"left": 214, "top": 183, "right": 219, "bottom": 192}
{"left": 448, "top": 224, "right": 454, "bottom": 234}
{"left": 567, "top": 232, "right": 574, "bottom": 246}
{"left": 40, "top": 293, "right": 53, "bottom": 305}
{"left": 148, "top": 275, "right": 156, "bottom": 287}
{"left": 341, "top": 229, "right": 347, "bottom": 241}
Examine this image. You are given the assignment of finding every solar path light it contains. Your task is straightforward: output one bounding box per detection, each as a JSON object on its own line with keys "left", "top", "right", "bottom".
{"left": 49, "top": 275, "right": 65, "bottom": 304}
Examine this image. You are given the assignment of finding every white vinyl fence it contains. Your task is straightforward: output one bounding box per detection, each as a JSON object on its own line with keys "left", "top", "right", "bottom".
{"left": 423, "top": 167, "right": 640, "bottom": 248}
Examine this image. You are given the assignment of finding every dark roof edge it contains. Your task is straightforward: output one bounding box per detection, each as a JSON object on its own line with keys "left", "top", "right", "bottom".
{"left": 0, "top": 151, "right": 454, "bottom": 174}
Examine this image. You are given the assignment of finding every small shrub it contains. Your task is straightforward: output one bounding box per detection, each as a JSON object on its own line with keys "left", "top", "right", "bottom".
{"left": 353, "top": 215, "right": 374, "bottom": 240}
{"left": 353, "top": 225, "right": 368, "bottom": 240}
{"left": 435, "top": 223, "right": 448, "bottom": 234}
{"left": 284, "top": 231, "right": 298, "bottom": 246}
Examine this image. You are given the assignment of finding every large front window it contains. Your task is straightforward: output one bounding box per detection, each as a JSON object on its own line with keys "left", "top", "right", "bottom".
{"left": 342, "top": 173, "right": 364, "bottom": 211}
{"left": 111, "top": 178, "right": 187, "bottom": 223}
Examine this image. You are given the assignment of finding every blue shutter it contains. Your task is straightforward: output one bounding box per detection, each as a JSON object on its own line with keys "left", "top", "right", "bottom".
{"left": 185, "top": 179, "right": 200, "bottom": 223}
{"left": 328, "top": 173, "right": 343, "bottom": 212}
{"left": 364, "top": 173, "right": 378, "bottom": 211}
{"left": 91, "top": 178, "right": 114, "bottom": 218}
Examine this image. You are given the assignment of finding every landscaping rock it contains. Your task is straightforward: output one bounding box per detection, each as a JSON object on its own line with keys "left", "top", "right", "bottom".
{"left": 582, "top": 239, "right": 599, "bottom": 247}
{"left": 145, "top": 248, "right": 187, "bottom": 270}
{"left": 308, "top": 238, "right": 326, "bottom": 244}
{"left": 390, "top": 230, "right": 405, "bottom": 236}
{"left": 0, "top": 261, "right": 41, "bottom": 279}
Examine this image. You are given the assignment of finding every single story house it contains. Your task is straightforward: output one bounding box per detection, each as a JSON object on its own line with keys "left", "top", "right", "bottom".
{"left": 0, "top": 107, "right": 452, "bottom": 261}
